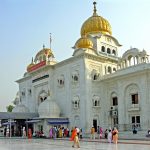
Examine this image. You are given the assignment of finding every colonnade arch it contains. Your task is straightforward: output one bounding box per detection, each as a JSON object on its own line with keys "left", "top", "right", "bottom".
{"left": 119, "top": 48, "right": 149, "bottom": 69}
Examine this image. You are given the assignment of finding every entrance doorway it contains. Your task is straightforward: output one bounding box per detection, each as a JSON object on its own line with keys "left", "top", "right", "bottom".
{"left": 93, "top": 119, "right": 97, "bottom": 132}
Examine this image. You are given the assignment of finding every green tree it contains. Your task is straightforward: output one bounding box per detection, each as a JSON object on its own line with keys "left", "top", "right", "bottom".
{"left": 6, "top": 105, "right": 14, "bottom": 112}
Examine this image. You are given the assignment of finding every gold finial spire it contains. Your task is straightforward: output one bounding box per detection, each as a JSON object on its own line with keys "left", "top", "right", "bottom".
{"left": 93, "top": 1, "right": 97, "bottom": 16}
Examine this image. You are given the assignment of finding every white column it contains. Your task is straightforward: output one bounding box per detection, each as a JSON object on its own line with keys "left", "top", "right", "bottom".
{"left": 9, "top": 119, "right": 11, "bottom": 138}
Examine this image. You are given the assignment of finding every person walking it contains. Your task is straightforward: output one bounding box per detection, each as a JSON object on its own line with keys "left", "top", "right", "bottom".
{"left": 112, "top": 127, "right": 118, "bottom": 144}
{"left": 22, "top": 127, "right": 26, "bottom": 138}
{"left": 70, "top": 127, "right": 80, "bottom": 148}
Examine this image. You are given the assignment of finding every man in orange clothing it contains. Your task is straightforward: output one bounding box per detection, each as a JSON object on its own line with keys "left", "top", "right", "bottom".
{"left": 70, "top": 127, "right": 80, "bottom": 148}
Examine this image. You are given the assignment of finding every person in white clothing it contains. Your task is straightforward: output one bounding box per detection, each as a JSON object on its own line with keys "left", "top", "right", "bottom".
{"left": 108, "top": 129, "right": 112, "bottom": 143}
{"left": 22, "top": 127, "right": 26, "bottom": 137}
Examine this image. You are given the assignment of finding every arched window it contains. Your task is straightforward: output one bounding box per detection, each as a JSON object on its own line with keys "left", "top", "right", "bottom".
{"left": 74, "top": 75, "right": 78, "bottom": 81}
{"left": 72, "top": 100, "right": 79, "bottom": 109}
{"left": 57, "top": 75, "right": 65, "bottom": 87}
{"left": 113, "top": 68, "right": 116, "bottom": 72}
{"left": 72, "top": 71, "right": 79, "bottom": 83}
{"left": 131, "top": 93, "right": 138, "bottom": 104}
{"left": 108, "top": 66, "right": 112, "bottom": 74}
{"left": 101, "top": 46, "right": 105, "bottom": 52}
{"left": 72, "top": 96, "right": 80, "bottom": 109}
{"left": 92, "top": 95, "right": 100, "bottom": 107}
{"left": 91, "top": 69, "right": 100, "bottom": 81}
{"left": 107, "top": 48, "right": 111, "bottom": 54}
{"left": 93, "top": 100, "right": 100, "bottom": 106}
{"left": 128, "top": 55, "right": 134, "bottom": 66}
{"left": 112, "top": 49, "right": 116, "bottom": 55}
{"left": 93, "top": 74, "right": 98, "bottom": 80}
{"left": 125, "top": 84, "right": 140, "bottom": 110}
{"left": 112, "top": 97, "right": 118, "bottom": 106}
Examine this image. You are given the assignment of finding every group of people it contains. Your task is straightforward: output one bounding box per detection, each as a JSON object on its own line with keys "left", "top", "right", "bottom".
{"left": 49, "top": 126, "right": 70, "bottom": 138}
{"left": 108, "top": 127, "right": 119, "bottom": 144}
{"left": 70, "top": 126, "right": 119, "bottom": 148}
{"left": 91, "top": 126, "right": 119, "bottom": 144}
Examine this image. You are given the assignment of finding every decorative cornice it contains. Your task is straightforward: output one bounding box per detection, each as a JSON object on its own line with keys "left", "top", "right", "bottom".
{"left": 83, "top": 53, "right": 119, "bottom": 63}
{"left": 16, "top": 75, "right": 31, "bottom": 83}
{"left": 17, "top": 52, "right": 119, "bottom": 83}
{"left": 55, "top": 53, "right": 118, "bottom": 68}
{"left": 16, "top": 64, "right": 54, "bottom": 83}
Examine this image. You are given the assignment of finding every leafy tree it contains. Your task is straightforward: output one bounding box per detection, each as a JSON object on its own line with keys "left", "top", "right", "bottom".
{"left": 6, "top": 105, "right": 14, "bottom": 112}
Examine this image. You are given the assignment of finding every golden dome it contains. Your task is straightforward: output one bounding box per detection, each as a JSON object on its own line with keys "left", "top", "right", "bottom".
{"left": 76, "top": 36, "right": 93, "bottom": 49}
{"left": 34, "top": 45, "right": 54, "bottom": 62}
{"left": 35, "top": 48, "right": 54, "bottom": 59}
{"left": 81, "top": 2, "right": 112, "bottom": 36}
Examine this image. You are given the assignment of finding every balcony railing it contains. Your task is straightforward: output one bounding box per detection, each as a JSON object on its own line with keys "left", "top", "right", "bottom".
{"left": 128, "top": 104, "right": 140, "bottom": 111}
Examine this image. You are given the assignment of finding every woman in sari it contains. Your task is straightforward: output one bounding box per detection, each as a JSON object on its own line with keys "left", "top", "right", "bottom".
{"left": 28, "top": 128, "right": 32, "bottom": 139}
{"left": 112, "top": 127, "right": 118, "bottom": 144}
{"left": 70, "top": 127, "right": 80, "bottom": 148}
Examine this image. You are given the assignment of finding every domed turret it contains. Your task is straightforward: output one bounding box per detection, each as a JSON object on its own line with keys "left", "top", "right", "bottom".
{"left": 81, "top": 2, "right": 112, "bottom": 36}
{"left": 38, "top": 94, "right": 61, "bottom": 118}
{"left": 75, "top": 36, "right": 93, "bottom": 49}
{"left": 34, "top": 45, "right": 54, "bottom": 63}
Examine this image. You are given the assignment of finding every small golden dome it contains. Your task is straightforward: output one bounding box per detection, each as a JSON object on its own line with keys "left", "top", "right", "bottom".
{"left": 35, "top": 48, "right": 54, "bottom": 58}
{"left": 76, "top": 36, "right": 93, "bottom": 49}
{"left": 81, "top": 2, "right": 112, "bottom": 36}
{"left": 34, "top": 45, "right": 54, "bottom": 62}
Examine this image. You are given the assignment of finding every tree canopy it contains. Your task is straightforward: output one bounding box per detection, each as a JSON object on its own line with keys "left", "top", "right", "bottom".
{"left": 6, "top": 105, "right": 14, "bottom": 112}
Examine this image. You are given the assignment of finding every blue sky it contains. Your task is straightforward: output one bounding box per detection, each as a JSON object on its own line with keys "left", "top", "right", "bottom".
{"left": 0, "top": 0, "right": 150, "bottom": 111}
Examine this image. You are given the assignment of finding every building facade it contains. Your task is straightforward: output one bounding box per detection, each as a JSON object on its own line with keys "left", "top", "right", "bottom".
{"left": 14, "top": 2, "right": 150, "bottom": 136}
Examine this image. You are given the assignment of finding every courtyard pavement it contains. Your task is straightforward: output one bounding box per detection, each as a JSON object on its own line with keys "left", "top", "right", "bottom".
{"left": 0, "top": 138, "right": 150, "bottom": 150}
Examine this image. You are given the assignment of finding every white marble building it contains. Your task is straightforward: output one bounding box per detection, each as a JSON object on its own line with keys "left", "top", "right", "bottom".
{"left": 14, "top": 2, "right": 150, "bottom": 136}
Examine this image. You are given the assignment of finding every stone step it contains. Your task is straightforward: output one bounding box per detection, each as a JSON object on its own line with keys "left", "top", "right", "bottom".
{"left": 119, "top": 131, "right": 147, "bottom": 139}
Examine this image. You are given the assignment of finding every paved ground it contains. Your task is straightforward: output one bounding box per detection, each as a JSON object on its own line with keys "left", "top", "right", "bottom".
{"left": 0, "top": 138, "right": 150, "bottom": 150}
